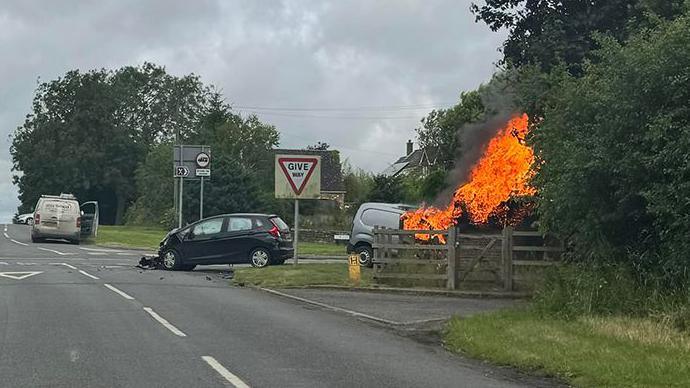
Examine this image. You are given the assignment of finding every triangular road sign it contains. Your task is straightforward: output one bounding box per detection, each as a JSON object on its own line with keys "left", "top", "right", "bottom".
{"left": 0, "top": 271, "right": 43, "bottom": 280}
{"left": 278, "top": 157, "right": 319, "bottom": 195}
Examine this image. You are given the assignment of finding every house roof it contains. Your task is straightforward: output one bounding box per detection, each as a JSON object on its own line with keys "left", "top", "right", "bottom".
{"left": 273, "top": 149, "right": 346, "bottom": 192}
{"left": 384, "top": 145, "right": 441, "bottom": 176}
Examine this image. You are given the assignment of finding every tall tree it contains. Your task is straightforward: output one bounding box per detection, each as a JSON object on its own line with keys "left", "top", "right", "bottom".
{"left": 471, "top": 0, "right": 685, "bottom": 74}
{"left": 531, "top": 13, "right": 690, "bottom": 287}
{"left": 11, "top": 64, "right": 210, "bottom": 224}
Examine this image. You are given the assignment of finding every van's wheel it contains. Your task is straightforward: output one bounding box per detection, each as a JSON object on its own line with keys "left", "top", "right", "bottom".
{"left": 162, "top": 249, "right": 182, "bottom": 270}
{"left": 27, "top": 218, "right": 34, "bottom": 226}
{"left": 31, "top": 235, "right": 41, "bottom": 243}
{"left": 356, "top": 245, "right": 374, "bottom": 268}
{"left": 250, "top": 247, "right": 271, "bottom": 268}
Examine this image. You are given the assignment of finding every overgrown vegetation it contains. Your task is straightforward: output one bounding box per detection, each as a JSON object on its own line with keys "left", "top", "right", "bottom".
{"left": 445, "top": 309, "right": 690, "bottom": 387}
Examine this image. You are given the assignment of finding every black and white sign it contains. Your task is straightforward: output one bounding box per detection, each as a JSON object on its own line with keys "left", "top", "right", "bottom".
{"left": 175, "top": 166, "right": 190, "bottom": 177}
{"left": 196, "top": 168, "right": 211, "bottom": 177}
{"left": 196, "top": 152, "right": 210, "bottom": 168}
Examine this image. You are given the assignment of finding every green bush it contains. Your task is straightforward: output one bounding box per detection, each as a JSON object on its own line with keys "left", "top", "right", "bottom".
{"left": 533, "top": 262, "right": 690, "bottom": 326}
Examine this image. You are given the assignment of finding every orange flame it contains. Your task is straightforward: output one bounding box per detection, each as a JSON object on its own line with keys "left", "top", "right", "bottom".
{"left": 402, "top": 114, "right": 534, "bottom": 240}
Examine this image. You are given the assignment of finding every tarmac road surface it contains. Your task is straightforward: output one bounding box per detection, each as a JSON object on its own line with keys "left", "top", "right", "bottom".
{"left": 0, "top": 224, "right": 549, "bottom": 387}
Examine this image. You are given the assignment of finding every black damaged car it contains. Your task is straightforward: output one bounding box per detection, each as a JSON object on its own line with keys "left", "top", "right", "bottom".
{"left": 158, "top": 213, "right": 293, "bottom": 270}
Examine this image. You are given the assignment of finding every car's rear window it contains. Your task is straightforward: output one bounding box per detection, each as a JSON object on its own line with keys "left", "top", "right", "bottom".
{"left": 269, "top": 217, "right": 290, "bottom": 231}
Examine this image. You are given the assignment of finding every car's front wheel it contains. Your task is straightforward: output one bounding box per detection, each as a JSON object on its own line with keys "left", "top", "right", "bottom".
{"left": 356, "top": 244, "right": 374, "bottom": 267}
{"left": 250, "top": 247, "right": 271, "bottom": 268}
{"left": 161, "top": 249, "right": 182, "bottom": 270}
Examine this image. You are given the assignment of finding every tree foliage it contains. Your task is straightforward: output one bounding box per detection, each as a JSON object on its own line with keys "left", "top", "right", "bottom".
{"left": 531, "top": 13, "right": 690, "bottom": 288}
{"left": 471, "top": 0, "right": 685, "bottom": 73}
{"left": 416, "top": 90, "right": 485, "bottom": 169}
{"left": 11, "top": 63, "right": 210, "bottom": 224}
{"left": 368, "top": 174, "right": 405, "bottom": 203}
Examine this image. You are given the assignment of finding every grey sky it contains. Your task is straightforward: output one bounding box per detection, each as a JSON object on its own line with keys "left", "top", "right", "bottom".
{"left": 0, "top": 0, "right": 506, "bottom": 221}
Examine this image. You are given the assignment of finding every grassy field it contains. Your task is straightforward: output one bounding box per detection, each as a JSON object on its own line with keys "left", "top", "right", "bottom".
{"left": 234, "top": 263, "right": 373, "bottom": 288}
{"left": 94, "top": 225, "right": 346, "bottom": 256}
{"left": 445, "top": 309, "right": 690, "bottom": 387}
{"left": 94, "top": 225, "right": 166, "bottom": 250}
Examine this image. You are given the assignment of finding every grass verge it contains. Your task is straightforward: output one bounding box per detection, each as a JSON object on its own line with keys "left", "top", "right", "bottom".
{"left": 234, "top": 263, "right": 373, "bottom": 288}
{"left": 94, "top": 225, "right": 166, "bottom": 250}
{"left": 299, "top": 242, "right": 347, "bottom": 256}
{"left": 445, "top": 309, "right": 690, "bottom": 387}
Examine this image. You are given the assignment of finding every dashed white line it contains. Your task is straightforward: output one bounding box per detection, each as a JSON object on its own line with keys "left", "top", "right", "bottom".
{"left": 0, "top": 262, "right": 7, "bottom": 265}
{"left": 58, "top": 263, "right": 78, "bottom": 270}
{"left": 104, "top": 283, "right": 135, "bottom": 300}
{"left": 10, "top": 239, "right": 28, "bottom": 246}
{"left": 201, "top": 356, "right": 251, "bottom": 388}
{"left": 3, "top": 233, "right": 8, "bottom": 238}
{"left": 142, "top": 307, "right": 187, "bottom": 337}
{"left": 78, "top": 270, "right": 100, "bottom": 280}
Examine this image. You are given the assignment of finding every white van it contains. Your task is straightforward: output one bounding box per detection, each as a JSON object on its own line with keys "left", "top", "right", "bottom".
{"left": 31, "top": 194, "right": 82, "bottom": 244}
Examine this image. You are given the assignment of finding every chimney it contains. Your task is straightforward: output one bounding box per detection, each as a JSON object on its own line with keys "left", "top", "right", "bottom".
{"left": 406, "top": 140, "right": 413, "bottom": 156}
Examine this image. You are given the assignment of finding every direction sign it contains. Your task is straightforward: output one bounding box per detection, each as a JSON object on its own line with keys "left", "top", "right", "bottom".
{"left": 0, "top": 271, "right": 42, "bottom": 280}
{"left": 275, "top": 155, "right": 321, "bottom": 198}
{"left": 196, "top": 152, "right": 210, "bottom": 168}
{"left": 174, "top": 166, "right": 190, "bottom": 177}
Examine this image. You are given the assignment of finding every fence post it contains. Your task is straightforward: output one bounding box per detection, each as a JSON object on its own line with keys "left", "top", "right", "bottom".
{"left": 373, "top": 226, "right": 379, "bottom": 267}
{"left": 502, "top": 226, "right": 514, "bottom": 291}
{"left": 447, "top": 226, "right": 457, "bottom": 290}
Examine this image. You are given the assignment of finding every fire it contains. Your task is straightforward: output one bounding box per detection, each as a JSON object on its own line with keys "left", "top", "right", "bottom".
{"left": 402, "top": 114, "right": 534, "bottom": 240}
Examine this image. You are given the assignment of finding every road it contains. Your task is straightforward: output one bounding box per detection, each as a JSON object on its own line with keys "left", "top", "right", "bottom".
{"left": 0, "top": 224, "right": 540, "bottom": 388}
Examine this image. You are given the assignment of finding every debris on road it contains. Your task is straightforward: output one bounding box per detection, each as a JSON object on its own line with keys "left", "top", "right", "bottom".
{"left": 137, "top": 255, "right": 162, "bottom": 270}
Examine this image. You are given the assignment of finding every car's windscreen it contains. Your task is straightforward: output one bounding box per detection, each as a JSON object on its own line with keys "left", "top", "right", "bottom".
{"left": 270, "top": 217, "right": 290, "bottom": 231}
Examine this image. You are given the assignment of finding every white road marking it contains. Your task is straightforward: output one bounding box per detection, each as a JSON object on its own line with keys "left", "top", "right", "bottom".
{"left": 0, "top": 262, "right": 7, "bottom": 265}
{"left": 117, "top": 252, "right": 137, "bottom": 256}
{"left": 79, "top": 247, "right": 123, "bottom": 252}
{"left": 37, "top": 247, "right": 75, "bottom": 256}
{"left": 4, "top": 224, "right": 7, "bottom": 232}
{"left": 10, "top": 239, "right": 27, "bottom": 246}
{"left": 142, "top": 307, "right": 187, "bottom": 337}
{"left": 0, "top": 271, "right": 42, "bottom": 280}
{"left": 16, "top": 262, "right": 39, "bottom": 266}
{"left": 104, "top": 283, "right": 135, "bottom": 300}
{"left": 201, "top": 356, "right": 251, "bottom": 388}
{"left": 58, "top": 263, "right": 78, "bottom": 270}
{"left": 87, "top": 252, "right": 107, "bottom": 256}
{"left": 78, "top": 270, "right": 99, "bottom": 280}
{"left": 3, "top": 233, "right": 8, "bottom": 238}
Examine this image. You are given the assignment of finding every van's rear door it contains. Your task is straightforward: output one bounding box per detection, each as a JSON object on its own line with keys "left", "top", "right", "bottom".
{"left": 42, "top": 200, "right": 78, "bottom": 233}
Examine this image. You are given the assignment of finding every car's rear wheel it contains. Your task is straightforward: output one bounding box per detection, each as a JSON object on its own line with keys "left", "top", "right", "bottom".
{"left": 27, "top": 217, "right": 34, "bottom": 226}
{"left": 356, "top": 244, "right": 374, "bottom": 268}
{"left": 250, "top": 247, "right": 271, "bottom": 268}
{"left": 162, "top": 249, "right": 182, "bottom": 270}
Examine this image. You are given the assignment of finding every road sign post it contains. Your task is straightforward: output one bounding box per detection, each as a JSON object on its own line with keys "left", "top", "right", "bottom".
{"left": 348, "top": 254, "right": 361, "bottom": 285}
{"left": 173, "top": 145, "right": 211, "bottom": 226}
{"left": 275, "top": 155, "right": 321, "bottom": 265}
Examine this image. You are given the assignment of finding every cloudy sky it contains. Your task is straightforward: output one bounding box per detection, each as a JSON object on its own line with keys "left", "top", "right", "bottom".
{"left": 0, "top": 0, "right": 506, "bottom": 221}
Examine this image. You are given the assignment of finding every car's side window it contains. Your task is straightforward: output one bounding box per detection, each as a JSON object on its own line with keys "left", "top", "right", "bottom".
{"left": 193, "top": 218, "right": 224, "bottom": 238}
{"left": 227, "top": 217, "right": 253, "bottom": 232}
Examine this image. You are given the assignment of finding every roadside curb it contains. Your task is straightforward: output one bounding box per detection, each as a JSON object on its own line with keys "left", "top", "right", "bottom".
{"left": 254, "top": 286, "right": 449, "bottom": 327}
{"left": 276, "top": 284, "right": 531, "bottom": 299}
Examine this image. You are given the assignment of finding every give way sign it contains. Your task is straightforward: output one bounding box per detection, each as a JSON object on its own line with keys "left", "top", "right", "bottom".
{"left": 275, "top": 155, "right": 321, "bottom": 199}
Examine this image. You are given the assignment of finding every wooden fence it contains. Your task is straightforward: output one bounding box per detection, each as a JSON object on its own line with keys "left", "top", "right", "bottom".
{"left": 372, "top": 226, "right": 562, "bottom": 291}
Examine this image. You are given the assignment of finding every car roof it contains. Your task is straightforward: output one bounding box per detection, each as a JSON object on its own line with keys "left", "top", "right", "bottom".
{"left": 198, "top": 213, "right": 278, "bottom": 220}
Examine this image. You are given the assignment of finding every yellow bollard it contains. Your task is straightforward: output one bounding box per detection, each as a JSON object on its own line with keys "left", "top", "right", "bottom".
{"left": 348, "top": 254, "right": 361, "bottom": 285}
